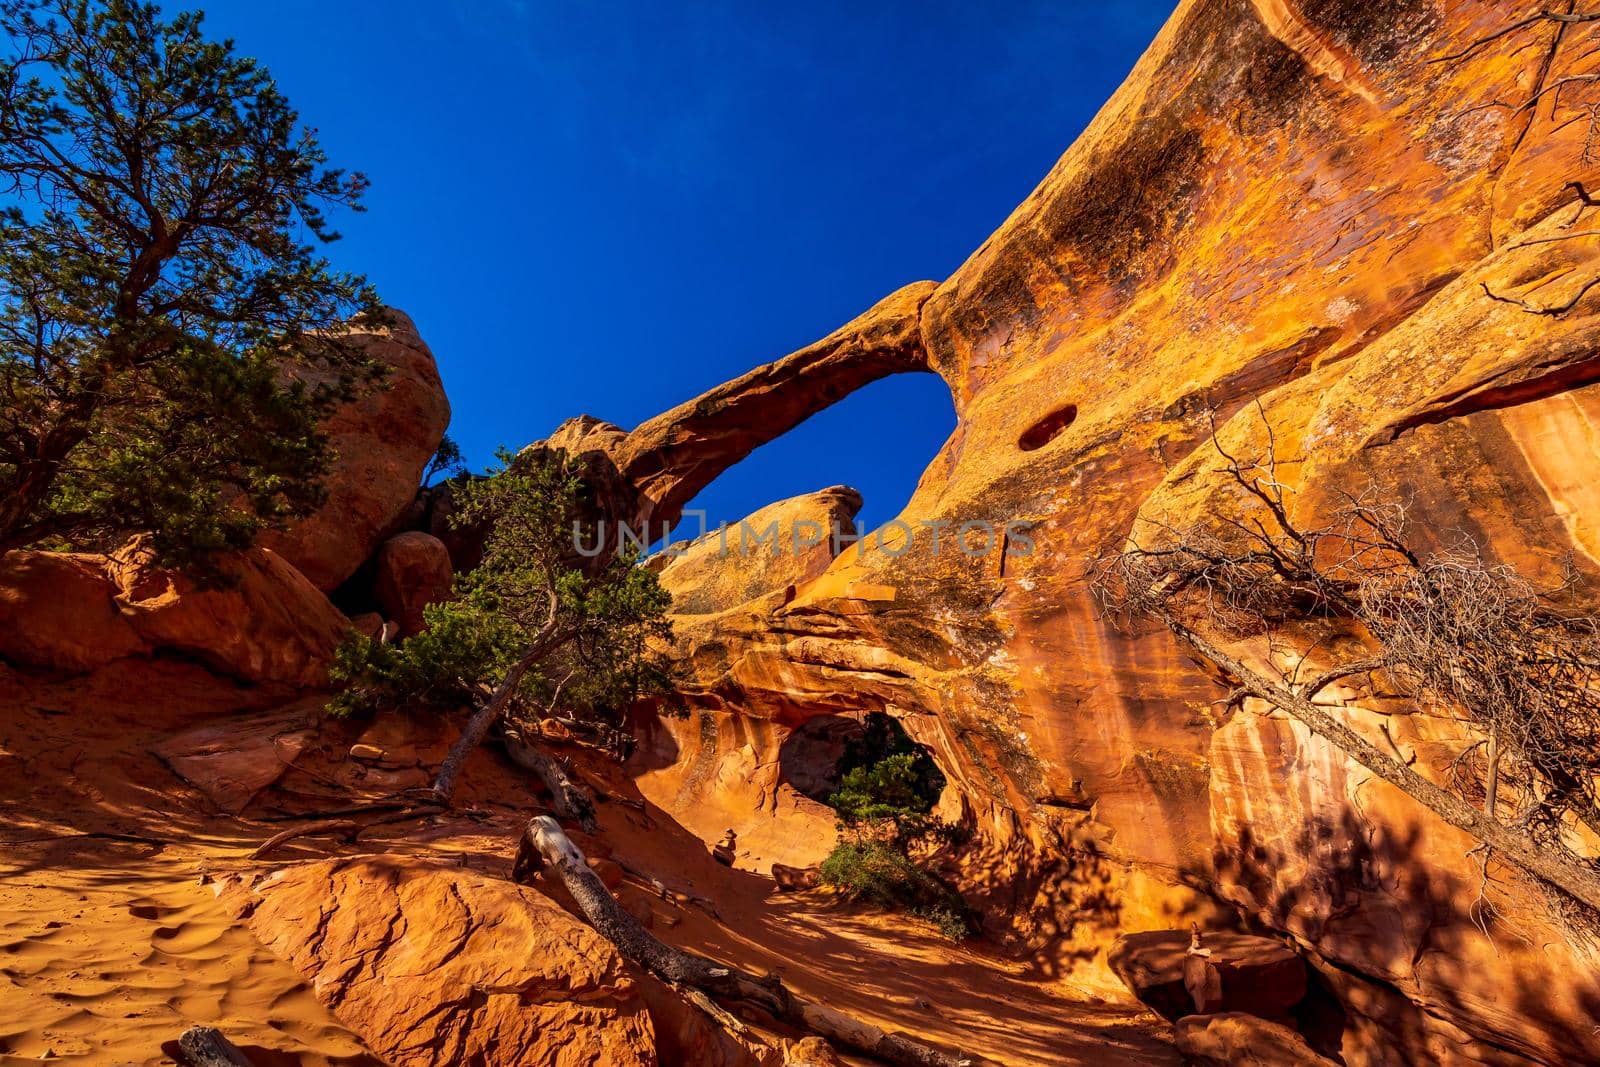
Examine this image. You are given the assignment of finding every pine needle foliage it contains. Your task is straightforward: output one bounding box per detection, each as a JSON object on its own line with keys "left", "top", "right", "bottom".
{"left": 0, "top": 0, "right": 380, "bottom": 566}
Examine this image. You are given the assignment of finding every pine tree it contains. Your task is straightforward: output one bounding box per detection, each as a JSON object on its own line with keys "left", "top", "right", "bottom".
{"left": 0, "top": 0, "right": 379, "bottom": 566}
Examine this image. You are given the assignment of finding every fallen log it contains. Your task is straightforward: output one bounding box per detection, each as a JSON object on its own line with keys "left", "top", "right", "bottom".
{"left": 177, "top": 1026, "right": 256, "bottom": 1066}
{"left": 249, "top": 805, "right": 445, "bottom": 859}
{"left": 504, "top": 733, "right": 599, "bottom": 832}
{"left": 514, "top": 815, "right": 974, "bottom": 1067}
{"left": 249, "top": 819, "right": 358, "bottom": 859}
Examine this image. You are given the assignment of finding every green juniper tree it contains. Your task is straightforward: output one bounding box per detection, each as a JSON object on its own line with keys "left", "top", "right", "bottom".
{"left": 827, "top": 712, "right": 948, "bottom": 844}
{"left": 0, "top": 0, "right": 379, "bottom": 565}
{"left": 421, "top": 432, "right": 466, "bottom": 487}
{"left": 332, "top": 448, "right": 674, "bottom": 802}
{"left": 818, "top": 712, "right": 972, "bottom": 939}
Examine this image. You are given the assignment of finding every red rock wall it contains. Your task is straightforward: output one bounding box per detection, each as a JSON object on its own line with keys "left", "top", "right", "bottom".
{"left": 620, "top": 2, "right": 1600, "bottom": 1061}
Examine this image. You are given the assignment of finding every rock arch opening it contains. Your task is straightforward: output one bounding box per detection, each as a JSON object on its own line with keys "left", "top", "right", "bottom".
{"left": 780, "top": 711, "right": 946, "bottom": 814}
{"left": 667, "top": 371, "right": 957, "bottom": 538}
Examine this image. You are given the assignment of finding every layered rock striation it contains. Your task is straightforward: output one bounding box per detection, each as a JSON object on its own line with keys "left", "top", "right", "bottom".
{"left": 584, "top": 3, "right": 1600, "bottom": 1061}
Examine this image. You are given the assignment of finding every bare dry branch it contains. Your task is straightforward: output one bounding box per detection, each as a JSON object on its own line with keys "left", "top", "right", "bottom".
{"left": 1092, "top": 411, "right": 1600, "bottom": 921}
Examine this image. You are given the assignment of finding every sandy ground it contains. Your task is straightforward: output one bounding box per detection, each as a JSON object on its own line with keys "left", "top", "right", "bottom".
{"left": 0, "top": 836, "right": 378, "bottom": 1066}
{"left": 591, "top": 799, "right": 1178, "bottom": 1067}
{"left": 0, "top": 662, "right": 381, "bottom": 1065}
{"left": 0, "top": 659, "right": 1175, "bottom": 1066}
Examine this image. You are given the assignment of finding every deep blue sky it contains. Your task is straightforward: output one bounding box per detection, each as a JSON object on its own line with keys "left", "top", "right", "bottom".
{"left": 199, "top": 0, "right": 1172, "bottom": 534}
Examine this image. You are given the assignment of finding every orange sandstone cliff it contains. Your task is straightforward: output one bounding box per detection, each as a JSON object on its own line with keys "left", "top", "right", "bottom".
{"left": 8, "top": 3, "right": 1600, "bottom": 1065}
{"left": 524, "top": 2, "right": 1600, "bottom": 1062}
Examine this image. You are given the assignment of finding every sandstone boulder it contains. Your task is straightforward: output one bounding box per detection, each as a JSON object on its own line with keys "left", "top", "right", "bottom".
{"left": 335, "top": 713, "right": 456, "bottom": 793}
{"left": 346, "top": 611, "right": 388, "bottom": 642}
{"left": 588, "top": 856, "right": 626, "bottom": 891}
{"left": 0, "top": 550, "right": 144, "bottom": 672}
{"left": 150, "top": 703, "right": 317, "bottom": 813}
{"left": 372, "top": 531, "right": 453, "bottom": 636}
{"left": 1108, "top": 930, "right": 1306, "bottom": 1023}
{"left": 109, "top": 539, "right": 350, "bottom": 688}
{"left": 0, "top": 542, "right": 350, "bottom": 688}
{"left": 1175, "top": 1013, "right": 1336, "bottom": 1067}
{"left": 653, "top": 486, "right": 862, "bottom": 616}
{"left": 261, "top": 309, "right": 451, "bottom": 591}
{"left": 231, "top": 857, "right": 655, "bottom": 1067}
{"left": 771, "top": 863, "right": 820, "bottom": 891}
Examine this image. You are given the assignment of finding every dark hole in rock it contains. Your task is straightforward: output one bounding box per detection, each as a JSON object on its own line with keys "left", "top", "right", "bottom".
{"left": 779, "top": 714, "right": 867, "bottom": 803}
{"left": 780, "top": 711, "right": 945, "bottom": 813}
{"left": 1018, "top": 403, "right": 1077, "bottom": 451}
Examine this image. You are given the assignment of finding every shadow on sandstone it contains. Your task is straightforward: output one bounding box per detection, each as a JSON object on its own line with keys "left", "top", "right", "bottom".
{"left": 1212, "top": 807, "right": 1600, "bottom": 1064}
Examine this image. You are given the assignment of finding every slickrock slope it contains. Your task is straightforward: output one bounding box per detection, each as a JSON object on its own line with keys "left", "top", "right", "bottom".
{"left": 225, "top": 858, "right": 657, "bottom": 1067}
{"left": 595, "top": 2, "right": 1600, "bottom": 1062}
{"left": 0, "top": 660, "right": 1176, "bottom": 1067}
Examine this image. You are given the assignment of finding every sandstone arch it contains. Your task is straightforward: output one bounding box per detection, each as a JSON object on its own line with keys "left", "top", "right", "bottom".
{"left": 560, "top": 1, "right": 1600, "bottom": 1060}
{"left": 531, "top": 280, "right": 941, "bottom": 539}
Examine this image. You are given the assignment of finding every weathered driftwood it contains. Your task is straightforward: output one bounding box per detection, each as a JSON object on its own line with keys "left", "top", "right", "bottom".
{"left": 504, "top": 733, "right": 599, "bottom": 832}
{"left": 249, "top": 819, "right": 358, "bottom": 859}
{"left": 178, "top": 1026, "right": 256, "bottom": 1067}
{"left": 248, "top": 803, "right": 445, "bottom": 858}
{"left": 514, "top": 816, "right": 974, "bottom": 1067}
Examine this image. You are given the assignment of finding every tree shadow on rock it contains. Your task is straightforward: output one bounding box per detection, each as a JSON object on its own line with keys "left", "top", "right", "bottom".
{"left": 1213, "top": 805, "right": 1600, "bottom": 1064}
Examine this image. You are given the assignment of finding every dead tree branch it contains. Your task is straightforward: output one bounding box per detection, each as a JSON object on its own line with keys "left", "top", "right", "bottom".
{"left": 504, "top": 732, "right": 599, "bottom": 832}
{"left": 1165, "top": 617, "right": 1600, "bottom": 912}
{"left": 249, "top": 819, "right": 358, "bottom": 859}
{"left": 1094, "top": 412, "right": 1600, "bottom": 918}
{"left": 514, "top": 816, "right": 974, "bottom": 1067}
{"left": 1432, "top": 9, "right": 1600, "bottom": 66}
{"left": 1481, "top": 276, "right": 1600, "bottom": 315}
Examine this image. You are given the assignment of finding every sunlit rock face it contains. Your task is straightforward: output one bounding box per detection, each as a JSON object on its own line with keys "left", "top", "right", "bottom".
{"left": 261, "top": 308, "right": 452, "bottom": 592}
{"left": 0, "top": 539, "right": 348, "bottom": 688}
{"left": 223, "top": 858, "right": 656, "bottom": 1067}
{"left": 583, "top": 1, "right": 1600, "bottom": 1061}
{"left": 630, "top": 487, "right": 873, "bottom": 871}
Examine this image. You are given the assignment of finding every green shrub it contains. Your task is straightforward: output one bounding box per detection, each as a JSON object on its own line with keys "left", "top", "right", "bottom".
{"left": 836, "top": 712, "right": 945, "bottom": 796}
{"left": 327, "top": 595, "right": 518, "bottom": 717}
{"left": 817, "top": 714, "right": 973, "bottom": 938}
{"left": 328, "top": 448, "right": 673, "bottom": 731}
{"left": 818, "top": 841, "right": 972, "bottom": 940}
{"left": 826, "top": 713, "right": 953, "bottom": 843}
{"left": 829, "top": 752, "right": 932, "bottom": 825}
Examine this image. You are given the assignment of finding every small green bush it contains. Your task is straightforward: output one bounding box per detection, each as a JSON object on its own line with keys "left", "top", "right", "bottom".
{"left": 818, "top": 841, "right": 972, "bottom": 940}
{"left": 328, "top": 447, "right": 673, "bottom": 731}
{"left": 836, "top": 713, "right": 945, "bottom": 797}
{"left": 825, "top": 713, "right": 959, "bottom": 846}
{"left": 829, "top": 752, "right": 932, "bottom": 825}
{"left": 817, "top": 713, "right": 973, "bottom": 939}
{"left": 326, "top": 595, "right": 518, "bottom": 717}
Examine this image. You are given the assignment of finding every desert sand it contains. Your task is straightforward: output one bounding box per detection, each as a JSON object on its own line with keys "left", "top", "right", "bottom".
{"left": 0, "top": 656, "right": 1172, "bottom": 1066}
